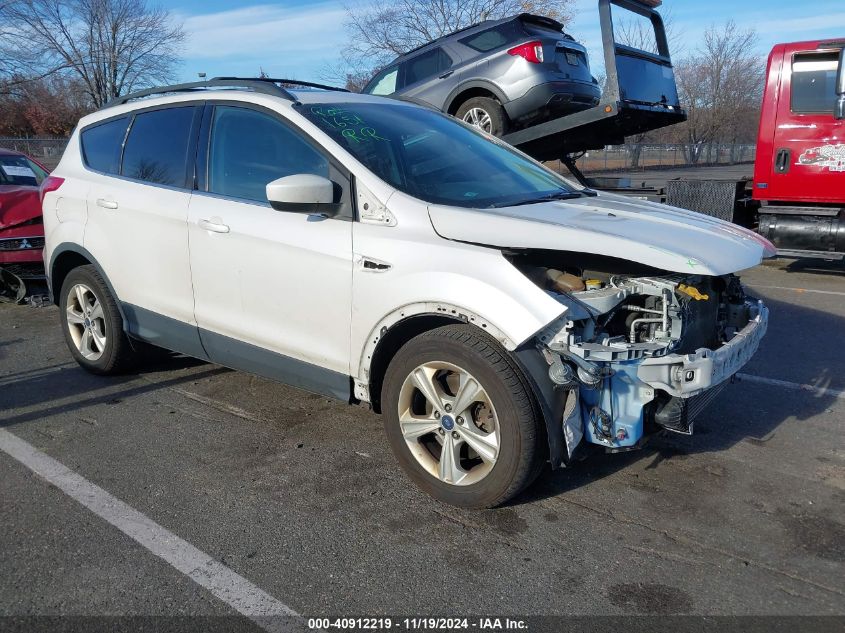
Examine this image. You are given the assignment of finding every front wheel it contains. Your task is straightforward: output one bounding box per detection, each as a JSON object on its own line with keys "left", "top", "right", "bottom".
{"left": 382, "top": 325, "right": 544, "bottom": 508}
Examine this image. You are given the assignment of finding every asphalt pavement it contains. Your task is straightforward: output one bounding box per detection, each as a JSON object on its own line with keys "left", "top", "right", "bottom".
{"left": 1, "top": 258, "right": 843, "bottom": 629}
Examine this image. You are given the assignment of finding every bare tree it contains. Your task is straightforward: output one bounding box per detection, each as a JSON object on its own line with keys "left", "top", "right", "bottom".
{"left": 1, "top": 0, "right": 184, "bottom": 107}
{"left": 340, "top": 0, "right": 575, "bottom": 86}
{"left": 671, "top": 21, "right": 763, "bottom": 163}
{"left": 614, "top": 6, "right": 684, "bottom": 57}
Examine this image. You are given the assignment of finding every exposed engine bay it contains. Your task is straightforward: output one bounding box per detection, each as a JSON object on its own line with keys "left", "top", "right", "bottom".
{"left": 507, "top": 250, "right": 769, "bottom": 456}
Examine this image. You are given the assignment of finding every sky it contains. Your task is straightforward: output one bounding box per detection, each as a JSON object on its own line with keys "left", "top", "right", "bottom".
{"left": 159, "top": 0, "right": 845, "bottom": 84}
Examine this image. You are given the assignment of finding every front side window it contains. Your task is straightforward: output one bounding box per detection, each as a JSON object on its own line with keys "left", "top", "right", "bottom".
{"left": 299, "top": 102, "right": 578, "bottom": 209}
{"left": 365, "top": 65, "right": 399, "bottom": 95}
{"left": 0, "top": 155, "right": 47, "bottom": 186}
{"left": 792, "top": 52, "right": 839, "bottom": 114}
{"left": 80, "top": 117, "right": 128, "bottom": 174}
{"left": 208, "top": 106, "right": 329, "bottom": 203}
{"left": 122, "top": 107, "right": 196, "bottom": 186}
{"left": 401, "top": 48, "right": 452, "bottom": 87}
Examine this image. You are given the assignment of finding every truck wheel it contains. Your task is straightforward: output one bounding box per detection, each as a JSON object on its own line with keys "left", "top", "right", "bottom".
{"left": 382, "top": 324, "right": 544, "bottom": 508}
{"left": 456, "top": 97, "right": 509, "bottom": 137}
{"left": 60, "top": 265, "right": 136, "bottom": 375}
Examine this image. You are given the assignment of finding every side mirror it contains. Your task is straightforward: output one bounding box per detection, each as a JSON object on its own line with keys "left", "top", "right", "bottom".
{"left": 266, "top": 174, "right": 341, "bottom": 216}
{"left": 836, "top": 49, "right": 845, "bottom": 120}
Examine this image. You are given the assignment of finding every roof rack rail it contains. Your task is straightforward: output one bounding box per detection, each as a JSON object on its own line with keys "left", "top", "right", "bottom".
{"left": 402, "top": 22, "right": 481, "bottom": 56}
{"left": 102, "top": 78, "right": 296, "bottom": 109}
{"left": 212, "top": 77, "right": 350, "bottom": 92}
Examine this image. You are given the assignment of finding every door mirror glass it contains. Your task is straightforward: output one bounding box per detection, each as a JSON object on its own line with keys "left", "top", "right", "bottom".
{"left": 266, "top": 174, "right": 340, "bottom": 216}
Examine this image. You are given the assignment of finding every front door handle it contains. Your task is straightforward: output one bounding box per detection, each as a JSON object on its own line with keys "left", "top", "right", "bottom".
{"left": 199, "top": 218, "right": 230, "bottom": 233}
{"left": 96, "top": 198, "right": 118, "bottom": 210}
{"left": 774, "top": 148, "right": 791, "bottom": 174}
{"left": 438, "top": 70, "right": 454, "bottom": 79}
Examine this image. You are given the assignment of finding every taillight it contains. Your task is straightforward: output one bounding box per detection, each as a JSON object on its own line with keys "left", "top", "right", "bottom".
{"left": 508, "top": 41, "right": 544, "bottom": 63}
{"left": 39, "top": 175, "right": 64, "bottom": 205}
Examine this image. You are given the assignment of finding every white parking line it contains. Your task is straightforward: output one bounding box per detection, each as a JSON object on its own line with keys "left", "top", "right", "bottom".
{"left": 737, "top": 373, "right": 845, "bottom": 400}
{"left": 0, "top": 428, "right": 301, "bottom": 633}
{"left": 748, "top": 284, "right": 845, "bottom": 297}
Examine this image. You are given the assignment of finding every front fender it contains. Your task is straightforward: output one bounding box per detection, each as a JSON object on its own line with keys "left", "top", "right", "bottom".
{"left": 353, "top": 268, "right": 565, "bottom": 380}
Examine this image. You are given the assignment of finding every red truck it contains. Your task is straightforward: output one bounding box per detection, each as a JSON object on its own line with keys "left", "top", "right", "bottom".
{"left": 499, "top": 2, "right": 844, "bottom": 259}
{"left": 753, "top": 39, "right": 845, "bottom": 258}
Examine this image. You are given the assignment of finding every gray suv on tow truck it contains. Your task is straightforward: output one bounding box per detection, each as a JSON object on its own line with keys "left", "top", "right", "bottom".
{"left": 362, "top": 13, "right": 601, "bottom": 136}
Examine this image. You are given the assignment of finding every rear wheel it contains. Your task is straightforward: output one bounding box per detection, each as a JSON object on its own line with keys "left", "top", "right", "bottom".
{"left": 382, "top": 325, "right": 543, "bottom": 508}
{"left": 456, "top": 97, "right": 509, "bottom": 137}
{"left": 60, "top": 265, "right": 137, "bottom": 375}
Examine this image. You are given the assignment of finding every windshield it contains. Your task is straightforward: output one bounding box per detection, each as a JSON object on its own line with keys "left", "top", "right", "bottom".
{"left": 298, "top": 102, "right": 579, "bottom": 208}
{"left": 0, "top": 155, "right": 47, "bottom": 187}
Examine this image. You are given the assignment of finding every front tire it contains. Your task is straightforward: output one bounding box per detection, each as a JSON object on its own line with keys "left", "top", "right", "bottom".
{"left": 60, "top": 265, "right": 137, "bottom": 375}
{"left": 455, "top": 97, "right": 509, "bottom": 137}
{"left": 382, "top": 325, "right": 544, "bottom": 508}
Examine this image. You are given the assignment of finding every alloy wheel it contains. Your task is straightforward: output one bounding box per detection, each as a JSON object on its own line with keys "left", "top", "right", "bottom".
{"left": 396, "top": 361, "right": 500, "bottom": 486}
{"left": 65, "top": 283, "right": 107, "bottom": 361}
{"left": 462, "top": 107, "right": 493, "bottom": 133}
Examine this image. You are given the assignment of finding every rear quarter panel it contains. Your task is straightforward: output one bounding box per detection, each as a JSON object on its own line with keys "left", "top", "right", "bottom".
{"left": 42, "top": 133, "right": 90, "bottom": 282}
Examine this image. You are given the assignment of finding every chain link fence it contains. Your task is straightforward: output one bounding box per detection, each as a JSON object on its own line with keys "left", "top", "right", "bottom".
{"left": 576, "top": 143, "right": 756, "bottom": 173}
{"left": 0, "top": 137, "right": 69, "bottom": 170}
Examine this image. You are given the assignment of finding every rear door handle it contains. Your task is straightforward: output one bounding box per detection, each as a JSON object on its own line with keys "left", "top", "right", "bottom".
{"left": 96, "top": 198, "right": 118, "bottom": 210}
{"left": 199, "top": 218, "right": 230, "bottom": 233}
{"left": 438, "top": 70, "right": 454, "bottom": 79}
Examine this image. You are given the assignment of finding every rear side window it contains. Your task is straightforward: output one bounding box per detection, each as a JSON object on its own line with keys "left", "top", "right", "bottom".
{"left": 401, "top": 47, "right": 452, "bottom": 86}
{"left": 80, "top": 117, "right": 128, "bottom": 174}
{"left": 121, "top": 107, "right": 196, "bottom": 187}
{"left": 460, "top": 22, "right": 523, "bottom": 52}
{"left": 792, "top": 52, "right": 838, "bottom": 114}
{"left": 207, "top": 106, "right": 329, "bottom": 203}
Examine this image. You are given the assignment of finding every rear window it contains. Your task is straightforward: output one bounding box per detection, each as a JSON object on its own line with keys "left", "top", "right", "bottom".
{"left": 0, "top": 155, "right": 47, "bottom": 186}
{"left": 792, "top": 52, "right": 839, "bottom": 114}
{"left": 121, "top": 107, "right": 196, "bottom": 187}
{"left": 81, "top": 117, "right": 128, "bottom": 174}
{"left": 460, "top": 22, "right": 523, "bottom": 52}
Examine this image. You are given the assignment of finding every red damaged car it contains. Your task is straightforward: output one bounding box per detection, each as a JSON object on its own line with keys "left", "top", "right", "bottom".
{"left": 0, "top": 148, "right": 49, "bottom": 273}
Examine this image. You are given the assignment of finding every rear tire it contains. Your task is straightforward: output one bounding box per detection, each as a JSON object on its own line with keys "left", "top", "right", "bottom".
{"left": 59, "top": 265, "right": 137, "bottom": 375}
{"left": 455, "top": 97, "right": 509, "bottom": 137}
{"left": 382, "top": 324, "right": 543, "bottom": 508}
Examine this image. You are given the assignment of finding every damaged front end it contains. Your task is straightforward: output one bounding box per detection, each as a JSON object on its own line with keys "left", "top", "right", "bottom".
{"left": 510, "top": 251, "right": 768, "bottom": 461}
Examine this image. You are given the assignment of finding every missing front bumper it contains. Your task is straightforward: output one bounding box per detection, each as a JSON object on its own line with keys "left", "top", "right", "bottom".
{"left": 649, "top": 380, "right": 730, "bottom": 435}
{"left": 636, "top": 300, "right": 768, "bottom": 398}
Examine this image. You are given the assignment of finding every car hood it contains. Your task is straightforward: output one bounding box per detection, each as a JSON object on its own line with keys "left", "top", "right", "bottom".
{"left": 0, "top": 185, "right": 42, "bottom": 230}
{"left": 428, "top": 192, "right": 776, "bottom": 275}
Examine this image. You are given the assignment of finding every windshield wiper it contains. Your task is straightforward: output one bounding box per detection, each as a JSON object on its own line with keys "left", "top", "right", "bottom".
{"left": 504, "top": 191, "right": 584, "bottom": 207}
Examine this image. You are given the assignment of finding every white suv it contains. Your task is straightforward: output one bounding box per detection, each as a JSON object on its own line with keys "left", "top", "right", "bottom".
{"left": 42, "top": 78, "right": 773, "bottom": 508}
